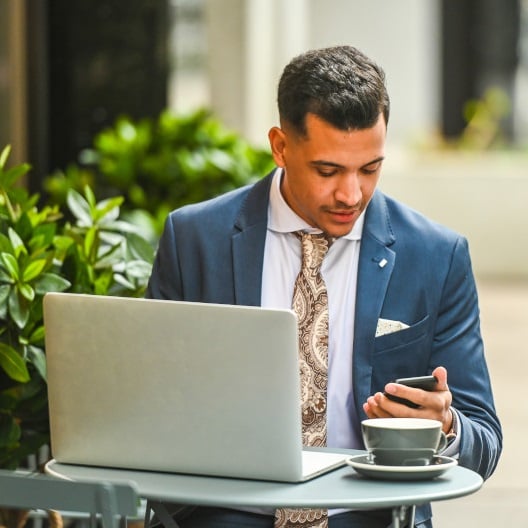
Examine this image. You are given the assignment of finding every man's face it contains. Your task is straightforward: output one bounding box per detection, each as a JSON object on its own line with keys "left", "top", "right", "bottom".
{"left": 268, "top": 113, "right": 386, "bottom": 238}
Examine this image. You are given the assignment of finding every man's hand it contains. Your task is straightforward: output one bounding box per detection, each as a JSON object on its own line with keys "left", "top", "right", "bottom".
{"left": 362, "top": 366, "right": 454, "bottom": 434}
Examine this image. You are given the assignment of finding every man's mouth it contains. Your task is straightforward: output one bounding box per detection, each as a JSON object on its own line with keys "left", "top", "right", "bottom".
{"left": 327, "top": 209, "right": 360, "bottom": 221}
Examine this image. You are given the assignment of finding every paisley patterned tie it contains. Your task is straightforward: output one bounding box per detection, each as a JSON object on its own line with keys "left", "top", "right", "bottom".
{"left": 274, "top": 232, "right": 332, "bottom": 528}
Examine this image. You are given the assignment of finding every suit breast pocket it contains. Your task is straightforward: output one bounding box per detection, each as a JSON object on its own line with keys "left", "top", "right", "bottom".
{"left": 373, "top": 314, "right": 430, "bottom": 355}
{"left": 371, "top": 315, "right": 432, "bottom": 390}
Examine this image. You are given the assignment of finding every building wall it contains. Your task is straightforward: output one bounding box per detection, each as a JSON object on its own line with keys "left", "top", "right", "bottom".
{"left": 0, "top": 2, "right": 8, "bottom": 151}
{"left": 205, "top": 0, "right": 441, "bottom": 148}
{"left": 308, "top": 0, "right": 440, "bottom": 147}
{"left": 0, "top": 0, "right": 27, "bottom": 165}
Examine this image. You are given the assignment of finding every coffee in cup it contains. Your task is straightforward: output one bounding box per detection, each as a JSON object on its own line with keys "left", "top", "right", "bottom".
{"left": 362, "top": 418, "right": 447, "bottom": 466}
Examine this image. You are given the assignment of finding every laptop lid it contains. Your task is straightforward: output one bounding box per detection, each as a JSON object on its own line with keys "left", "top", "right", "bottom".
{"left": 44, "top": 293, "right": 345, "bottom": 482}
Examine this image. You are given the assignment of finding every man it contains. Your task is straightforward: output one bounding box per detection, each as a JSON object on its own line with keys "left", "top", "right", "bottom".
{"left": 147, "top": 45, "right": 502, "bottom": 527}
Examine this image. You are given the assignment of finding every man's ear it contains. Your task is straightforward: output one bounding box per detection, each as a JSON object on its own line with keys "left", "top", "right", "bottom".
{"left": 268, "top": 126, "right": 286, "bottom": 167}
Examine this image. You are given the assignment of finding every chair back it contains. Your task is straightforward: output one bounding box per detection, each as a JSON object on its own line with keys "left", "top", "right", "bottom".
{"left": 0, "top": 469, "right": 138, "bottom": 528}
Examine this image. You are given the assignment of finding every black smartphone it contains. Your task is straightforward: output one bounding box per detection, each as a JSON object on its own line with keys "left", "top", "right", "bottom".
{"left": 384, "top": 375, "right": 438, "bottom": 408}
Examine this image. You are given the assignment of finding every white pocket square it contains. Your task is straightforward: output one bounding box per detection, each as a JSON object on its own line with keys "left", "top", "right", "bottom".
{"left": 375, "top": 318, "right": 410, "bottom": 337}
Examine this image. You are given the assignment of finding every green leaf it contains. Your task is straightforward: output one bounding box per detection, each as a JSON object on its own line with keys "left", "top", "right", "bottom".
{"left": 126, "top": 232, "right": 155, "bottom": 263}
{"left": 0, "top": 343, "right": 30, "bottom": 382}
{"left": 53, "top": 235, "right": 75, "bottom": 252}
{"left": 0, "top": 232, "right": 13, "bottom": 253}
{"left": 95, "top": 246, "right": 122, "bottom": 269}
{"left": 28, "top": 325, "right": 45, "bottom": 344}
{"left": 0, "top": 269, "right": 14, "bottom": 284}
{"left": 94, "top": 196, "right": 123, "bottom": 224}
{"left": 0, "top": 144, "right": 11, "bottom": 169}
{"left": 99, "top": 230, "right": 124, "bottom": 248}
{"left": 34, "top": 272, "right": 71, "bottom": 294}
{"left": 2, "top": 163, "right": 31, "bottom": 188}
{"left": 8, "top": 227, "right": 26, "bottom": 258}
{"left": 0, "top": 252, "right": 19, "bottom": 280}
{"left": 29, "top": 223, "right": 57, "bottom": 250}
{"left": 18, "top": 282, "right": 35, "bottom": 301}
{"left": 83, "top": 226, "right": 97, "bottom": 258}
{"left": 67, "top": 189, "right": 92, "bottom": 227}
{"left": 14, "top": 212, "right": 33, "bottom": 243}
{"left": 26, "top": 345, "right": 47, "bottom": 381}
{"left": 0, "top": 284, "right": 10, "bottom": 318}
{"left": 113, "top": 273, "right": 136, "bottom": 290}
{"left": 22, "top": 259, "right": 47, "bottom": 282}
{"left": 83, "top": 184, "right": 97, "bottom": 209}
{"left": 0, "top": 282, "right": 10, "bottom": 301}
{"left": 8, "top": 288, "right": 29, "bottom": 329}
{"left": 93, "top": 268, "right": 113, "bottom": 295}
{"left": 125, "top": 260, "right": 153, "bottom": 279}
{"left": 0, "top": 413, "right": 21, "bottom": 448}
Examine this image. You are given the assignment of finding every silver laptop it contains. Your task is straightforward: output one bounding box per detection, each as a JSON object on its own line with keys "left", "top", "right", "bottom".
{"left": 43, "top": 293, "right": 347, "bottom": 482}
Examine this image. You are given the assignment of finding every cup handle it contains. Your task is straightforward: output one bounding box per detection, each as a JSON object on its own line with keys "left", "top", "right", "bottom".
{"left": 436, "top": 431, "right": 448, "bottom": 452}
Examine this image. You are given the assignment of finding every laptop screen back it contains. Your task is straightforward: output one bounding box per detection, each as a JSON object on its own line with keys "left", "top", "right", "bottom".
{"left": 44, "top": 293, "right": 306, "bottom": 482}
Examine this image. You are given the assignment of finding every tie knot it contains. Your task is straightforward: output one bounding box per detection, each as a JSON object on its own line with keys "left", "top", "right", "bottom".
{"left": 296, "top": 231, "right": 332, "bottom": 270}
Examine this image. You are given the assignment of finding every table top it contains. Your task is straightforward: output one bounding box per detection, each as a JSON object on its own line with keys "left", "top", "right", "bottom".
{"left": 45, "top": 452, "right": 483, "bottom": 510}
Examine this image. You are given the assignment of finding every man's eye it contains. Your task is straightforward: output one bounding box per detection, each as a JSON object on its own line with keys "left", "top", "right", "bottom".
{"left": 361, "top": 163, "right": 381, "bottom": 175}
{"left": 361, "top": 167, "right": 377, "bottom": 175}
{"left": 317, "top": 168, "right": 337, "bottom": 177}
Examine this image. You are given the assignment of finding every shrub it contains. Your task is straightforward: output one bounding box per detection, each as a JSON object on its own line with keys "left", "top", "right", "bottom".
{"left": 45, "top": 108, "right": 275, "bottom": 235}
{"left": 0, "top": 145, "right": 154, "bottom": 469}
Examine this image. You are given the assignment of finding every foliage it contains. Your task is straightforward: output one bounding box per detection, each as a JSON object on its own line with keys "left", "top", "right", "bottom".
{"left": 1, "top": 108, "right": 272, "bottom": 469}
{"left": 45, "top": 108, "right": 275, "bottom": 235}
{"left": 415, "top": 86, "right": 518, "bottom": 152}
{"left": 0, "top": 145, "right": 154, "bottom": 469}
{"left": 458, "top": 87, "right": 512, "bottom": 150}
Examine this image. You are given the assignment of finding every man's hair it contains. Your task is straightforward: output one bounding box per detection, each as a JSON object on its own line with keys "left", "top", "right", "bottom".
{"left": 277, "top": 45, "right": 390, "bottom": 135}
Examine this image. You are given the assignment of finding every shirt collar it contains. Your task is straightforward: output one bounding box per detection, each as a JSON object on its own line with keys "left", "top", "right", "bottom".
{"left": 268, "top": 168, "right": 364, "bottom": 241}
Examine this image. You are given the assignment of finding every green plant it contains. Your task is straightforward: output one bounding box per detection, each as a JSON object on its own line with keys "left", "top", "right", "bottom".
{"left": 44, "top": 108, "right": 275, "bottom": 235}
{"left": 414, "top": 86, "right": 517, "bottom": 153}
{"left": 0, "top": 145, "right": 154, "bottom": 469}
{"left": 458, "top": 87, "right": 512, "bottom": 150}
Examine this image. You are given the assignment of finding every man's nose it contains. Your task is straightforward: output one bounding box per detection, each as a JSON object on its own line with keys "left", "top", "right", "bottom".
{"left": 334, "top": 174, "right": 362, "bottom": 206}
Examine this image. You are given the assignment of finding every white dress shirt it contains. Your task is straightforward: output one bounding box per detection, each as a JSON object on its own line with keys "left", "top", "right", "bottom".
{"left": 261, "top": 169, "right": 365, "bottom": 450}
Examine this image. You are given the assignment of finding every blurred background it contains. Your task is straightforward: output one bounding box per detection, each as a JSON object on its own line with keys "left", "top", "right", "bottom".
{"left": 1, "top": 0, "right": 527, "bottom": 275}
{"left": 0, "top": 0, "right": 527, "bottom": 526}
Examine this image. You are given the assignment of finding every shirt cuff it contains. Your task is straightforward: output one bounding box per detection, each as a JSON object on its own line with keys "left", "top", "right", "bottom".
{"left": 441, "top": 407, "right": 461, "bottom": 458}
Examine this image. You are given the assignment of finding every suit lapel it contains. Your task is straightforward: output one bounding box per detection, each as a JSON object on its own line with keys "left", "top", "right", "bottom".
{"left": 231, "top": 173, "right": 274, "bottom": 306}
{"left": 353, "top": 192, "right": 396, "bottom": 423}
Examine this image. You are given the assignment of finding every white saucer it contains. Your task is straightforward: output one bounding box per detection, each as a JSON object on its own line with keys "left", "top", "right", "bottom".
{"left": 346, "top": 454, "right": 457, "bottom": 481}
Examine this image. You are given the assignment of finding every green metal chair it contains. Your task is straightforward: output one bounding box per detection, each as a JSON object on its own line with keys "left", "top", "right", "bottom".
{"left": 0, "top": 469, "right": 139, "bottom": 528}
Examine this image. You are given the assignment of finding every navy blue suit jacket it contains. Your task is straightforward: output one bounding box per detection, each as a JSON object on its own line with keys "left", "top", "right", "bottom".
{"left": 147, "top": 171, "right": 502, "bottom": 526}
